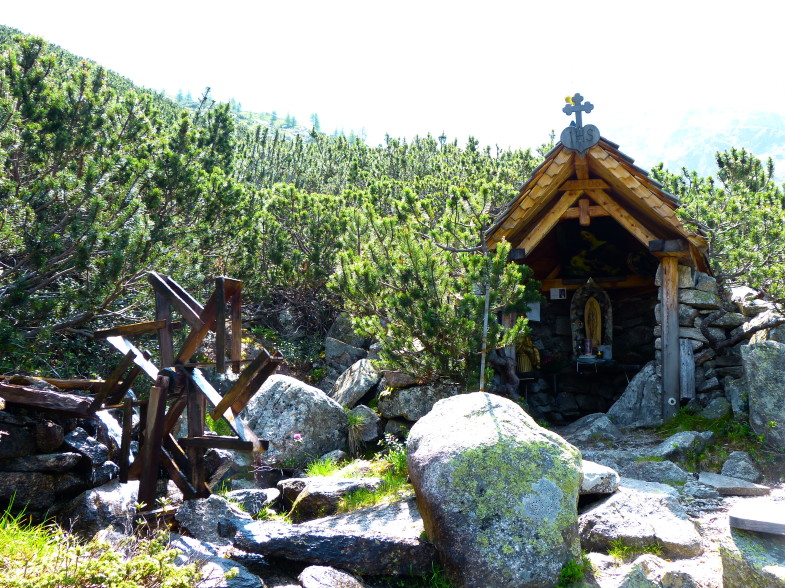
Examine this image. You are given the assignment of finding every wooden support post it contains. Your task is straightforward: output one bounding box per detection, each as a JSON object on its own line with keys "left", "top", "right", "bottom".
{"left": 119, "top": 396, "right": 133, "bottom": 483}
{"left": 215, "top": 277, "right": 226, "bottom": 374}
{"left": 186, "top": 376, "right": 207, "bottom": 493}
{"left": 230, "top": 288, "right": 242, "bottom": 374}
{"left": 137, "top": 375, "right": 169, "bottom": 511}
{"left": 660, "top": 256, "right": 680, "bottom": 420}
{"left": 156, "top": 291, "right": 175, "bottom": 368}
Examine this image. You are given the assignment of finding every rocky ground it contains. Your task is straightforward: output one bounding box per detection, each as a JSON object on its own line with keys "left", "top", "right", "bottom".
{"left": 565, "top": 427, "right": 785, "bottom": 587}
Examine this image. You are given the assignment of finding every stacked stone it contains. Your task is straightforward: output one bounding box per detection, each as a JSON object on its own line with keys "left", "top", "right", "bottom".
{"left": 654, "top": 267, "right": 784, "bottom": 411}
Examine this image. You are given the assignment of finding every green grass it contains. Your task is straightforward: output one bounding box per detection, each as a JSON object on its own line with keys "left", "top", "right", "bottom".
{"left": 304, "top": 456, "right": 343, "bottom": 477}
{"left": 337, "top": 469, "right": 411, "bottom": 512}
{"left": 607, "top": 539, "right": 664, "bottom": 562}
{"left": 0, "top": 504, "right": 201, "bottom": 587}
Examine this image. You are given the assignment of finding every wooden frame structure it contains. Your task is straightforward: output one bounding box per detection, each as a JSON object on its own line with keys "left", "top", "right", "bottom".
{"left": 486, "top": 137, "right": 710, "bottom": 420}
{"left": 0, "top": 272, "right": 282, "bottom": 512}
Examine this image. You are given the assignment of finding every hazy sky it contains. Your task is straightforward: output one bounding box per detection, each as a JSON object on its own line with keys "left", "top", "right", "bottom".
{"left": 3, "top": 1, "right": 783, "bottom": 170}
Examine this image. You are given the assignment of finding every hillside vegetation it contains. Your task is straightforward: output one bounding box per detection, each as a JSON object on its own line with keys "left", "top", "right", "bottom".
{"left": 1, "top": 27, "right": 783, "bottom": 386}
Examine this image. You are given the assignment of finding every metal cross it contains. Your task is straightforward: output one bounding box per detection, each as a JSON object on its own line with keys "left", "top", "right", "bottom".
{"left": 563, "top": 93, "right": 594, "bottom": 128}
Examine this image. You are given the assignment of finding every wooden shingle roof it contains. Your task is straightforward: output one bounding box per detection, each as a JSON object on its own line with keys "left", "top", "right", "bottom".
{"left": 487, "top": 137, "right": 709, "bottom": 272}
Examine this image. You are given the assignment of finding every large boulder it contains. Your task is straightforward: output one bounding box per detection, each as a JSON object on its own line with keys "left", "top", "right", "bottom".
{"left": 234, "top": 496, "right": 435, "bottom": 576}
{"left": 559, "top": 413, "right": 624, "bottom": 445}
{"left": 406, "top": 392, "right": 582, "bottom": 588}
{"left": 742, "top": 341, "right": 785, "bottom": 450}
{"left": 242, "top": 375, "right": 348, "bottom": 466}
{"left": 58, "top": 479, "right": 139, "bottom": 538}
{"left": 170, "top": 533, "right": 264, "bottom": 588}
{"left": 377, "top": 382, "right": 460, "bottom": 421}
{"left": 646, "top": 431, "right": 715, "bottom": 461}
{"left": 722, "top": 451, "right": 763, "bottom": 483}
{"left": 176, "top": 495, "right": 253, "bottom": 546}
{"left": 288, "top": 477, "right": 385, "bottom": 522}
{"left": 330, "top": 359, "right": 380, "bottom": 408}
{"left": 607, "top": 362, "right": 662, "bottom": 428}
{"left": 720, "top": 527, "right": 785, "bottom": 587}
{"left": 579, "top": 478, "right": 703, "bottom": 559}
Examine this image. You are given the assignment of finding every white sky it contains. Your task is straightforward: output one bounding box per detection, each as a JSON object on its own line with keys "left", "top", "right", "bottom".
{"left": 2, "top": 1, "right": 784, "bottom": 170}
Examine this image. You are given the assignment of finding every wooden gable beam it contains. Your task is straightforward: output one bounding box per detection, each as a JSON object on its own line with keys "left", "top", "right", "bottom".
{"left": 515, "top": 190, "right": 583, "bottom": 255}
{"left": 587, "top": 189, "right": 660, "bottom": 247}
{"left": 558, "top": 179, "right": 609, "bottom": 191}
{"left": 561, "top": 203, "right": 609, "bottom": 221}
{"left": 575, "top": 154, "right": 589, "bottom": 180}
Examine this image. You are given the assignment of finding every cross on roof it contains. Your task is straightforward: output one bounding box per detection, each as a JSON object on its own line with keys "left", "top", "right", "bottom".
{"left": 563, "top": 93, "right": 594, "bottom": 128}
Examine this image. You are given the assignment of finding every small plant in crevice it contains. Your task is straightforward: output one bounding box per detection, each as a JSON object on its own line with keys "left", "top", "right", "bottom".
{"left": 304, "top": 456, "right": 342, "bottom": 477}
{"left": 346, "top": 409, "right": 368, "bottom": 457}
{"left": 557, "top": 552, "right": 593, "bottom": 587}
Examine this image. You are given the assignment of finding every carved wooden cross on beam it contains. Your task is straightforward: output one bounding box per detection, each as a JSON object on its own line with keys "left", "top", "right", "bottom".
{"left": 563, "top": 93, "right": 594, "bottom": 128}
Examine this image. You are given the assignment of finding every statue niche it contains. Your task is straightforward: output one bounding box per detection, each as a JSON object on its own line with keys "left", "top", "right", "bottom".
{"left": 570, "top": 279, "right": 612, "bottom": 358}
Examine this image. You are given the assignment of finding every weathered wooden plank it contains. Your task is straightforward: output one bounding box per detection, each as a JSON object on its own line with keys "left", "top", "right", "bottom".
{"left": 106, "top": 363, "right": 143, "bottom": 406}
{"left": 559, "top": 179, "right": 609, "bottom": 191}
{"left": 156, "top": 292, "right": 175, "bottom": 368}
{"left": 91, "top": 350, "right": 136, "bottom": 413}
{"left": 162, "top": 394, "right": 188, "bottom": 437}
{"left": 94, "top": 320, "right": 170, "bottom": 339}
{"left": 119, "top": 397, "right": 133, "bottom": 483}
{"left": 230, "top": 353, "right": 282, "bottom": 414}
{"left": 162, "top": 274, "right": 204, "bottom": 317}
{"left": 230, "top": 288, "right": 242, "bottom": 374}
{"left": 37, "top": 377, "right": 105, "bottom": 392}
{"left": 178, "top": 436, "right": 255, "bottom": 451}
{"left": 210, "top": 348, "right": 274, "bottom": 421}
{"left": 187, "top": 368, "right": 263, "bottom": 451}
{"left": 186, "top": 377, "right": 207, "bottom": 492}
{"left": 148, "top": 272, "right": 204, "bottom": 330}
{"left": 215, "top": 277, "right": 226, "bottom": 374}
{"left": 137, "top": 375, "right": 169, "bottom": 511}
{"left": 517, "top": 190, "right": 584, "bottom": 255}
{"left": 679, "top": 339, "right": 696, "bottom": 400}
{"left": 106, "top": 336, "right": 160, "bottom": 380}
{"left": 159, "top": 446, "right": 200, "bottom": 499}
{"left": 661, "top": 256, "right": 681, "bottom": 420}
{"left": 0, "top": 383, "right": 92, "bottom": 417}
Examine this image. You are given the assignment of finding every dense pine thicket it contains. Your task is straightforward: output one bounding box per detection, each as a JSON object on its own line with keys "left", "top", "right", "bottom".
{"left": 1, "top": 29, "right": 783, "bottom": 384}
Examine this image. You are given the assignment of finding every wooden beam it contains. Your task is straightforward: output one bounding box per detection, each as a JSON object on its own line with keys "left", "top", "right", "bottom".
{"left": 578, "top": 198, "right": 591, "bottom": 226}
{"left": 93, "top": 320, "right": 180, "bottom": 339}
{"left": 147, "top": 272, "right": 204, "bottom": 331}
{"left": 210, "top": 348, "right": 275, "bottom": 421}
{"left": 215, "top": 277, "right": 226, "bottom": 374}
{"left": 516, "top": 190, "right": 584, "bottom": 254}
{"left": 187, "top": 368, "right": 263, "bottom": 451}
{"left": 575, "top": 154, "right": 589, "bottom": 180}
{"left": 91, "top": 350, "right": 136, "bottom": 413}
{"left": 159, "top": 446, "right": 202, "bottom": 499}
{"left": 186, "top": 376, "right": 207, "bottom": 492}
{"left": 105, "top": 336, "right": 160, "bottom": 380}
{"left": 230, "top": 351, "right": 283, "bottom": 415}
{"left": 558, "top": 179, "right": 608, "bottom": 191}
{"left": 119, "top": 397, "right": 133, "bottom": 483}
{"left": 561, "top": 205, "right": 609, "bottom": 221}
{"left": 137, "top": 375, "right": 169, "bottom": 511}
{"left": 106, "top": 363, "right": 143, "bottom": 406}
{"left": 178, "top": 436, "right": 256, "bottom": 451}
{"left": 163, "top": 433, "right": 192, "bottom": 480}
{"left": 660, "top": 256, "right": 680, "bottom": 420}
{"left": 155, "top": 292, "right": 175, "bottom": 368}
{"left": 587, "top": 189, "right": 660, "bottom": 247}
{"left": 162, "top": 274, "right": 204, "bottom": 317}
{"left": 36, "top": 377, "right": 105, "bottom": 392}
{"left": 174, "top": 279, "right": 242, "bottom": 365}
{"left": 0, "top": 383, "right": 93, "bottom": 418}
{"left": 230, "top": 288, "right": 242, "bottom": 374}
{"left": 540, "top": 275, "right": 655, "bottom": 291}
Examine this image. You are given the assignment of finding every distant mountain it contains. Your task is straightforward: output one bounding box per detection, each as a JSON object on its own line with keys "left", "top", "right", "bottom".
{"left": 608, "top": 108, "right": 785, "bottom": 183}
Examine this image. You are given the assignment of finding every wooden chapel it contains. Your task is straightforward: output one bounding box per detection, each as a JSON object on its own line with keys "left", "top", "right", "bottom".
{"left": 486, "top": 94, "right": 710, "bottom": 420}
